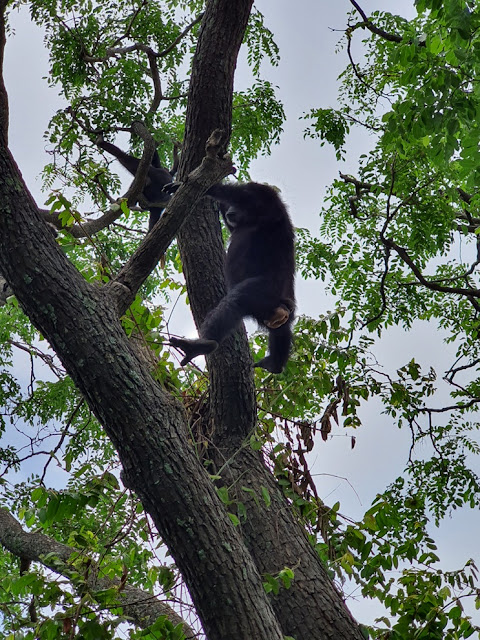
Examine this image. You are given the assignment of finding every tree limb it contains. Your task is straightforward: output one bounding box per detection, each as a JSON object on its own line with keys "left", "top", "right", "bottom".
{"left": 83, "top": 14, "right": 203, "bottom": 64}
{"left": 383, "top": 235, "right": 480, "bottom": 299}
{"left": 348, "top": 0, "right": 402, "bottom": 43}
{"left": 123, "top": 121, "right": 157, "bottom": 207}
{"left": 40, "top": 123, "right": 158, "bottom": 238}
{"left": 0, "top": 509, "right": 196, "bottom": 638}
{"left": 157, "top": 14, "right": 204, "bottom": 58}
{"left": 147, "top": 50, "right": 163, "bottom": 114}
{"left": 107, "top": 129, "right": 234, "bottom": 316}
{"left": 40, "top": 207, "right": 125, "bottom": 237}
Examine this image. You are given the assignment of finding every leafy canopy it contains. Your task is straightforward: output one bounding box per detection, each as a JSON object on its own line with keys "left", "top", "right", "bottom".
{"left": 2, "top": 0, "right": 480, "bottom": 639}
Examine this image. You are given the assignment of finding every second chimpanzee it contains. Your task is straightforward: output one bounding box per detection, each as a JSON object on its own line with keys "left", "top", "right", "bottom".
{"left": 169, "top": 181, "right": 296, "bottom": 373}
{"left": 97, "top": 135, "right": 178, "bottom": 230}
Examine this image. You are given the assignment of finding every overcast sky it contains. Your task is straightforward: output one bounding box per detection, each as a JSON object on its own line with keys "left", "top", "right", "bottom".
{"left": 3, "top": 0, "right": 480, "bottom": 627}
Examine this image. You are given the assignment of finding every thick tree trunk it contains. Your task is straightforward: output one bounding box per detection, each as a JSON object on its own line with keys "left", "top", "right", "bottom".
{"left": 218, "top": 448, "right": 366, "bottom": 640}
{"left": 176, "top": 0, "right": 258, "bottom": 443}
{"left": 174, "top": 2, "right": 366, "bottom": 640}
{"left": 0, "top": 0, "right": 7, "bottom": 147}
{"left": 0, "top": 148, "right": 283, "bottom": 640}
{"left": 0, "top": 0, "right": 365, "bottom": 638}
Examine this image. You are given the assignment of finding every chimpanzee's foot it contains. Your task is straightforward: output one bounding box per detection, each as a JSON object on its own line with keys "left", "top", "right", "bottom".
{"left": 254, "top": 355, "right": 284, "bottom": 374}
{"left": 170, "top": 337, "right": 219, "bottom": 365}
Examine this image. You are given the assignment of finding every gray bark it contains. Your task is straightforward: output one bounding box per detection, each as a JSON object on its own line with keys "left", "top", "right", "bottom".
{"left": 172, "top": 1, "right": 366, "bottom": 639}
{"left": 0, "top": 0, "right": 366, "bottom": 637}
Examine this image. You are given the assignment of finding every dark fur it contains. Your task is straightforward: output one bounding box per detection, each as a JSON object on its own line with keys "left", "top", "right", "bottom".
{"left": 97, "top": 140, "right": 174, "bottom": 230}
{"left": 170, "top": 182, "right": 295, "bottom": 373}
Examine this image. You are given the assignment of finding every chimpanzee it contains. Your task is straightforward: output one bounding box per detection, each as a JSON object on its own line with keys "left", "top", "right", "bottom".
{"left": 168, "top": 181, "right": 296, "bottom": 373}
{"left": 96, "top": 135, "right": 178, "bottom": 230}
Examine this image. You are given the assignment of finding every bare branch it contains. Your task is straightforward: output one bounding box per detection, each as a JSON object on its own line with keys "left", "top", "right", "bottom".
{"left": 445, "top": 357, "right": 480, "bottom": 384}
{"left": 157, "top": 13, "right": 204, "bottom": 58}
{"left": 346, "top": 31, "right": 369, "bottom": 88}
{"left": 383, "top": 235, "right": 480, "bottom": 299}
{"left": 10, "top": 340, "right": 64, "bottom": 377}
{"left": 39, "top": 399, "right": 84, "bottom": 484}
{"left": 147, "top": 50, "right": 163, "bottom": 114}
{"left": 419, "top": 397, "right": 480, "bottom": 414}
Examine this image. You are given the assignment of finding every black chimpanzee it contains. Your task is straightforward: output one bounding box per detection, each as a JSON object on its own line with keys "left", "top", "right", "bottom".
{"left": 96, "top": 135, "right": 177, "bottom": 230}
{"left": 168, "top": 181, "right": 296, "bottom": 373}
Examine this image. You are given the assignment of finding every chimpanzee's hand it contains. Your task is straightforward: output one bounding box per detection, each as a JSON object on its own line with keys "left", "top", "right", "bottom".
{"left": 162, "top": 182, "right": 181, "bottom": 194}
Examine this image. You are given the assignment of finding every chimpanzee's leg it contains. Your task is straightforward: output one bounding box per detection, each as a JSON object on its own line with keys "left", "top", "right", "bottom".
{"left": 170, "top": 277, "right": 274, "bottom": 365}
{"left": 255, "top": 321, "right": 293, "bottom": 374}
{"left": 148, "top": 207, "right": 165, "bottom": 230}
{"left": 169, "top": 336, "right": 219, "bottom": 366}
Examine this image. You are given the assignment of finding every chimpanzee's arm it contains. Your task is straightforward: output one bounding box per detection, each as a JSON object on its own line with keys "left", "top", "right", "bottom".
{"left": 96, "top": 139, "right": 141, "bottom": 177}
{"left": 206, "top": 183, "right": 252, "bottom": 208}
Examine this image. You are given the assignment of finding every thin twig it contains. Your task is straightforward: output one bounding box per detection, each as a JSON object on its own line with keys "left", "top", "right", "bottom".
{"left": 349, "top": 0, "right": 402, "bottom": 43}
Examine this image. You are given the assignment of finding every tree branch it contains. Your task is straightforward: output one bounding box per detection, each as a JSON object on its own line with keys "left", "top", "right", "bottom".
{"left": 111, "top": 0, "right": 148, "bottom": 48}
{"left": 107, "top": 129, "right": 234, "bottom": 315}
{"left": 40, "top": 206, "right": 125, "bottom": 237}
{"left": 147, "top": 50, "right": 163, "bottom": 114}
{"left": 83, "top": 14, "right": 203, "bottom": 64}
{"left": 84, "top": 42, "right": 157, "bottom": 63}
{"left": 419, "top": 397, "right": 480, "bottom": 414}
{"left": 348, "top": 0, "right": 402, "bottom": 43}
{"left": 339, "top": 171, "right": 373, "bottom": 218}
{"left": 383, "top": 235, "right": 480, "bottom": 299}
{"left": 0, "top": 509, "right": 196, "bottom": 638}
{"left": 42, "top": 122, "right": 156, "bottom": 238}
{"left": 123, "top": 121, "right": 156, "bottom": 207}
{"left": 157, "top": 13, "right": 204, "bottom": 58}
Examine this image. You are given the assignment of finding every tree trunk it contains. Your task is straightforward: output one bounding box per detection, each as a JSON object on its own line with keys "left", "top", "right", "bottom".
{"left": 0, "top": 0, "right": 365, "bottom": 637}
{"left": 0, "top": 144, "right": 283, "bottom": 640}
{"left": 173, "top": 2, "right": 366, "bottom": 639}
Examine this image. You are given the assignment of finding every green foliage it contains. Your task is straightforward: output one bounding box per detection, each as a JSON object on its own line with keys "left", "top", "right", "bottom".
{"left": 4, "top": 0, "right": 480, "bottom": 637}
{"left": 244, "top": 7, "right": 280, "bottom": 76}
{"left": 263, "top": 567, "right": 295, "bottom": 595}
{"left": 231, "top": 81, "right": 285, "bottom": 177}
{"left": 303, "top": 108, "right": 350, "bottom": 160}
{"left": 0, "top": 2, "right": 287, "bottom": 637}
{"left": 294, "top": 0, "right": 480, "bottom": 636}
{"left": 128, "top": 615, "right": 187, "bottom": 640}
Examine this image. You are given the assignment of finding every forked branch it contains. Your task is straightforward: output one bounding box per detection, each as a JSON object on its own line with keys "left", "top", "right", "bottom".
{"left": 107, "top": 129, "right": 234, "bottom": 315}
